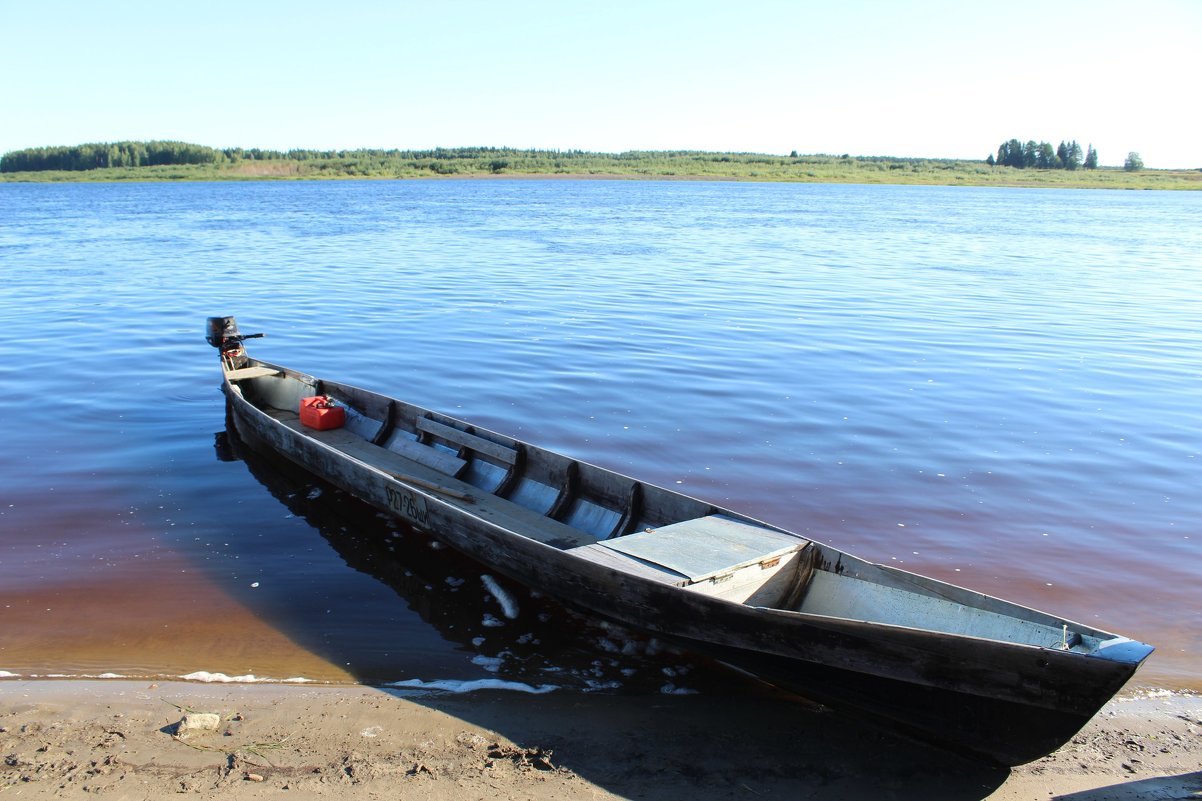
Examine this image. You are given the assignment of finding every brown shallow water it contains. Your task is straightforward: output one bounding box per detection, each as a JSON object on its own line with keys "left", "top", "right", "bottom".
{"left": 2, "top": 452, "right": 1197, "bottom": 692}
{"left": 0, "top": 497, "right": 353, "bottom": 683}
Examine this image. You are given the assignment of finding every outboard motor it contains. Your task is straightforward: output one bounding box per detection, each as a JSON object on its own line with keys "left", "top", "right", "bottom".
{"left": 206, "top": 316, "right": 264, "bottom": 372}
{"left": 206, "top": 316, "right": 241, "bottom": 349}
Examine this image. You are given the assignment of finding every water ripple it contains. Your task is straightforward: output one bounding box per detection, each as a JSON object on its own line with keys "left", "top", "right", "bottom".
{"left": 1, "top": 179, "right": 1199, "bottom": 688}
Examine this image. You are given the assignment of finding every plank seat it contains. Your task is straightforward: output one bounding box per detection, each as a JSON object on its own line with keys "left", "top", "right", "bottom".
{"left": 416, "top": 417, "right": 519, "bottom": 465}
{"left": 225, "top": 365, "right": 282, "bottom": 381}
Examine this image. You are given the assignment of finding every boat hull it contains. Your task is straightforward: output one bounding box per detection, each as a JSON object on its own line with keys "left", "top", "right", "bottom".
{"left": 694, "top": 644, "right": 1099, "bottom": 767}
{"left": 221, "top": 378, "right": 1146, "bottom": 766}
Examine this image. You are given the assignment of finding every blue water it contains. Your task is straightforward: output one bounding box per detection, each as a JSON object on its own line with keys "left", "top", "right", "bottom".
{"left": 1, "top": 179, "right": 1199, "bottom": 689}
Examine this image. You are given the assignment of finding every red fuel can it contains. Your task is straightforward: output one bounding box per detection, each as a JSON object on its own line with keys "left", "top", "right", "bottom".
{"left": 299, "top": 395, "right": 346, "bottom": 430}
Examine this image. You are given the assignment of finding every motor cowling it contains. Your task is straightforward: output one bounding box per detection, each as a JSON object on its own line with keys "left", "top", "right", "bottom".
{"left": 206, "top": 316, "right": 241, "bottom": 349}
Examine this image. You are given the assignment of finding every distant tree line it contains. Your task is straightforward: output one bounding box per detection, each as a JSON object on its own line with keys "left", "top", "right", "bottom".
{"left": 0, "top": 141, "right": 228, "bottom": 172}
{"left": 987, "top": 139, "right": 1098, "bottom": 170}
{"left": 1, "top": 142, "right": 616, "bottom": 173}
{"left": 7, "top": 140, "right": 1148, "bottom": 177}
{"left": 5, "top": 141, "right": 1174, "bottom": 185}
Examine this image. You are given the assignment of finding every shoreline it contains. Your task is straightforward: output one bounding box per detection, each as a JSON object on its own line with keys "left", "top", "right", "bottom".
{"left": 3, "top": 167, "right": 1200, "bottom": 190}
{"left": 3, "top": 679, "right": 1198, "bottom": 800}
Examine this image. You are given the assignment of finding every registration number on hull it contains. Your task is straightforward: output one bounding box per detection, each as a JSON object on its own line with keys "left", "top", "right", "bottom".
{"left": 386, "top": 485, "right": 429, "bottom": 527}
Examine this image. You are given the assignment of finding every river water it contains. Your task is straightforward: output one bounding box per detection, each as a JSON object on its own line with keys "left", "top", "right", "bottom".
{"left": 1, "top": 179, "right": 1198, "bottom": 692}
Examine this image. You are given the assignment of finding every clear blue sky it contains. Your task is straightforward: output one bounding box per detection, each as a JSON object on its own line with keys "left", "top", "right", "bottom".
{"left": 3, "top": 0, "right": 1198, "bottom": 168}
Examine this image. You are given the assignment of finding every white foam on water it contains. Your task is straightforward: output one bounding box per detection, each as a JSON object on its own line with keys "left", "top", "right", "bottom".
{"left": 470, "top": 655, "right": 503, "bottom": 672}
{"left": 660, "top": 683, "right": 700, "bottom": 695}
{"left": 386, "top": 678, "right": 557, "bottom": 695}
{"left": 1120, "top": 688, "right": 1199, "bottom": 702}
{"left": 480, "top": 575, "right": 519, "bottom": 619}
{"left": 179, "top": 671, "right": 314, "bottom": 684}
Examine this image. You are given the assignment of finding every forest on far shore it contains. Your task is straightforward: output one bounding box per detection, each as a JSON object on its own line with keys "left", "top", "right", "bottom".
{"left": 988, "top": 139, "right": 1147, "bottom": 173}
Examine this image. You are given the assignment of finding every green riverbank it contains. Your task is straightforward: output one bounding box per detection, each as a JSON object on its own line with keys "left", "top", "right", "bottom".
{"left": 3, "top": 149, "right": 1199, "bottom": 189}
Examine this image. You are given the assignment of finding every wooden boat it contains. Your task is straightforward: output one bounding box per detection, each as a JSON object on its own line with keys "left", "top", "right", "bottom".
{"left": 207, "top": 316, "right": 1153, "bottom": 766}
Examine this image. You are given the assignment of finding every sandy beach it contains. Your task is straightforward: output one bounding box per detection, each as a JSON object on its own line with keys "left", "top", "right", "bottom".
{"left": 1, "top": 679, "right": 1197, "bottom": 800}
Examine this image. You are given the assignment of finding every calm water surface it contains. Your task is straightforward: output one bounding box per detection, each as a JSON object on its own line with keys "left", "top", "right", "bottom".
{"left": 1, "top": 179, "right": 1199, "bottom": 691}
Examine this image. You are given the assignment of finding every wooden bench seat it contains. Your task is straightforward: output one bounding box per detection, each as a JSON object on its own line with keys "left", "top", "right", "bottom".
{"left": 416, "top": 416, "right": 519, "bottom": 465}
{"left": 225, "top": 365, "right": 282, "bottom": 381}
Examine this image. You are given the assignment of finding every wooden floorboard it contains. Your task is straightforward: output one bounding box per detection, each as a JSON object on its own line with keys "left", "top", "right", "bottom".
{"left": 268, "top": 408, "right": 596, "bottom": 550}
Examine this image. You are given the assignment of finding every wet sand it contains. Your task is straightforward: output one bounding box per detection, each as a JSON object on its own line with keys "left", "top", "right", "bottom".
{"left": 1, "top": 680, "right": 1198, "bottom": 800}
